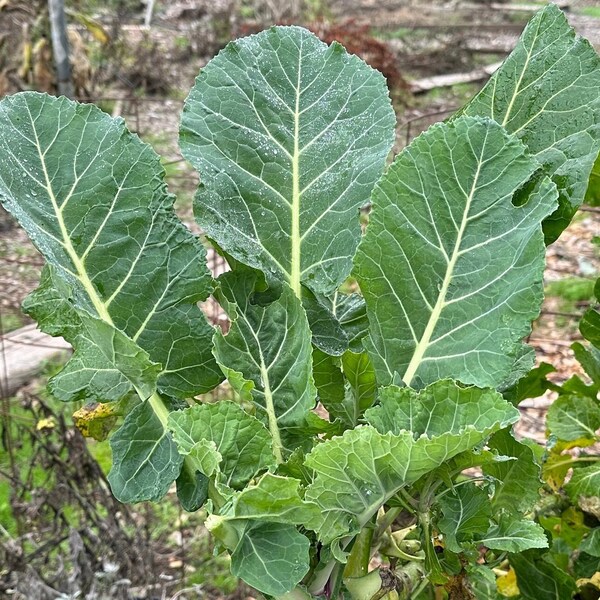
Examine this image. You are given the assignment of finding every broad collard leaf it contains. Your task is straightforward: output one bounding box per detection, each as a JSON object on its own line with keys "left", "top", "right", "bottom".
{"left": 546, "top": 395, "right": 600, "bottom": 442}
{"left": 305, "top": 380, "right": 518, "bottom": 544}
{"left": 0, "top": 93, "right": 225, "bottom": 502}
{"left": 213, "top": 271, "right": 316, "bottom": 460}
{"left": 168, "top": 401, "right": 275, "bottom": 491}
{"left": 437, "top": 484, "right": 492, "bottom": 552}
{"left": 354, "top": 116, "right": 557, "bottom": 389}
{"left": 0, "top": 93, "right": 222, "bottom": 399}
{"left": 108, "top": 401, "right": 184, "bottom": 502}
{"left": 480, "top": 514, "right": 548, "bottom": 552}
{"left": 180, "top": 26, "right": 395, "bottom": 297}
{"left": 460, "top": 4, "right": 600, "bottom": 242}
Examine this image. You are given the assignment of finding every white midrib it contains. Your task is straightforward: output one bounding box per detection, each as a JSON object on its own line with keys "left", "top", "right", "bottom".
{"left": 31, "top": 128, "right": 170, "bottom": 428}
{"left": 402, "top": 153, "right": 485, "bottom": 387}
{"left": 290, "top": 50, "right": 302, "bottom": 298}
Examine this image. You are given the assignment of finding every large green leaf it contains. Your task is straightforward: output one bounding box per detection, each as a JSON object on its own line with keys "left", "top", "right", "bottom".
{"left": 354, "top": 116, "right": 557, "bottom": 389}
{"left": 0, "top": 93, "right": 224, "bottom": 501}
{"left": 168, "top": 401, "right": 275, "bottom": 491}
{"left": 180, "top": 26, "right": 395, "bottom": 297}
{"left": 460, "top": 4, "right": 600, "bottom": 241}
{"left": 305, "top": 380, "right": 518, "bottom": 544}
{"left": 213, "top": 271, "right": 316, "bottom": 460}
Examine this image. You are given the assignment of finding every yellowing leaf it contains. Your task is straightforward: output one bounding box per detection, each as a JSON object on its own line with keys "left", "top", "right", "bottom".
{"left": 73, "top": 402, "right": 120, "bottom": 441}
{"left": 36, "top": 417, "right": 55, "bottom": 431}
{"left": 497, "top": 568, "right": 520, "bottom": 597}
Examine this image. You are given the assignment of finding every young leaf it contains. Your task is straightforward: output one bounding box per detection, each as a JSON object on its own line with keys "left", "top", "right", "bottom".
{"left": 108, "top": 401, "right": 184, "bottom": 502}
{"left": 437, "top": 484, "right": 492, "bottom": 552}
{"left": 213, "top": 271, "right": 316, "bottom": 460}
{"left": 483, "top": 429, "right": 542, "bottom": 514}
{"left": 365, "top": 380, "right": 519, "bottom": 438}
{"left": 180, "top": 26, "right": 395, "bottom": 297}
{"left": 230, "top": 522, "right": 311, "bottom": 596}
{"left": 354, "top": 116, "right": 557, "bottom": 389}
{"left": 460, "top": 4, "right": 600, "bottom": 242}
{"left": 480, "top": 514, "right": 548, "bottom": 552}
{"left": 342, "top": 350, "right": 377, "bottom": 418}
{"left": 220, "top": 473, "right": 319, "bottom": 524}
{"left": 565, "top": 464, "right": 600, "bottom": 504}
{"left": 207, "top": 474, "right": 317, "bottom": 596}
{"left": 546, "top": 395, "right": 600, "bottom": 442}
{"left": 306, "top": 381, "right": 518, "bottom": 544}
{"left": 312, "top": 348, "right": 348, "bottom": 427}
{"left": 333, "top": 292, "right": 369, "bottom": 352}
{"left": 585, "top": 152, "right": 600, "bottom": 206}
{"left": 580, "top": 279, "right": 600, "bottom": 348}
{"left": 168, "top": 401, "right": 275, "bottom": 491}
{"left": 581, "top": 528, "right": 600, "bottom": 558}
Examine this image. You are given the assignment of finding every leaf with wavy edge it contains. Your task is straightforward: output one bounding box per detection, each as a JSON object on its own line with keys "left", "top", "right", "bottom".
{"left": 305, "top": 380, "right": 518, "bottom": 543}
{"left": 180, "top": 25, "right": 395, "bottom": 297}
{"left": 480, "top": 515, "right": 548, "bottom": 552}
{"left": 438, "top": 484, "right": 492, "bottom": 552}
{"left": 460, "top": 4, "right": 600, "bottom": 242}
{"left": 168, "top": 401, "right": 275, "bottom": 491}
{"left": 354, "top": 116, "right": 557, "bottom": 389}
{"left": 213, "top": 271, "right": 316, "bottom": 461}
{"left": 0, "top": 92, "right": 223, "bottom": 502}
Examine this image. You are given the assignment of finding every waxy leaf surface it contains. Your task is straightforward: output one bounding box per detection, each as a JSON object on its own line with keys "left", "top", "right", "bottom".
{"left": 0, "top": 93, "right": 223, "bottom": 502}
{"left": 213, "top": 271, "right": 316, "bottom": 456}
{"left": 305, "top": 380, "right": 518, "bottom": 543}
{"left": 461, "top": 3, "right": 600, "bottom": 241}
{"left": 180, "top": 26, "right": 395, "bottom": 296}
{"left": 168, "top": 401, "right": 275, "bottom": 490}
{"left": 355, "top": 116, "right": 557, "bottom": 389}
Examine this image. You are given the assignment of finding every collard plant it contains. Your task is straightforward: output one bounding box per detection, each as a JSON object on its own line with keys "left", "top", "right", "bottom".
{"left": 0, "top": 4, "right": 599, "bottom": 598}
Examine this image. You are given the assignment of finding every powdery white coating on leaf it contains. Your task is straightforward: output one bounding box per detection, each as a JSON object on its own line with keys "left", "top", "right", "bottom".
{"left": 180, "top": 25, "right": 396, "bottom": 296}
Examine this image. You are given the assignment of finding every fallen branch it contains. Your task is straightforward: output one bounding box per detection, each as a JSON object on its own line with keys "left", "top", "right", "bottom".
{"left": 410, "top": 61, "right": 503, "bottom": 93}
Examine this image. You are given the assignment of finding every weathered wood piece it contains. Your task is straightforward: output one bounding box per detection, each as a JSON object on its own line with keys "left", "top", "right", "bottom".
{"left": 410, "top": 60, "right": 503, "bottom": 93}
{"left": 0, "top": 324, "right": 71, "bottom": 396}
